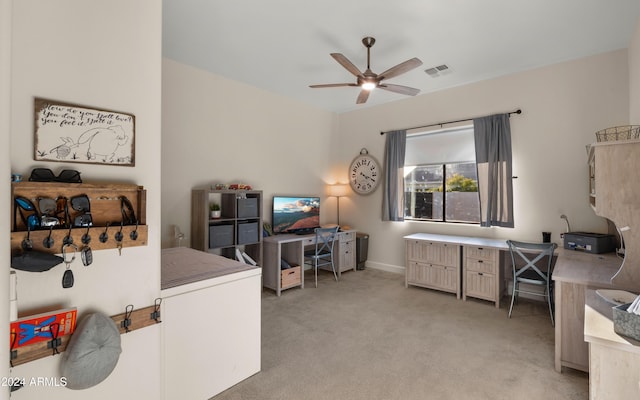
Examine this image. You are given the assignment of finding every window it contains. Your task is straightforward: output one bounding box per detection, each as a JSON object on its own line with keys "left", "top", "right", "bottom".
{"left": 403, "top": 125, "right": 480, "bottom": 224}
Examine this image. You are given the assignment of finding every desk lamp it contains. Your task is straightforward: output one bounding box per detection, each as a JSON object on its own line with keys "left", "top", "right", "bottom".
{"left": 327, "top": 184, "right": 349, "bottom": 227}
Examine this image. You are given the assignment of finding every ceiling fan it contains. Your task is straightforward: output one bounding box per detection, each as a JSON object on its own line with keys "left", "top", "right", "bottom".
{"left": 310, "top": 37, "right": 423, "bottom": 104}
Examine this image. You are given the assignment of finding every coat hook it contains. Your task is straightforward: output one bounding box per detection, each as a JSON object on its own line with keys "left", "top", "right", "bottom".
{"left": 99, "top": 222, "right": 110, "bottom": 243}
{"left": 150, "top": 298, "right": 162, "bottom": 323}
{"left": 43, "top": 226, "right": 54, "bottom": 248}
{"left": 115, "top": 221, "right": 124, "bottom": 242}
{"left": 47, "top": 322, "right": 61, "bottom": 356}
{"left": 130, "top": 220, "right": 139, "bottom": 241}
{"left": 63, "top": 225, "right": 74, "bottom": 245}
{"left": 81, "top": 226, "right": 91, "bottom": 244}
{"left": 122, "top": 304, "right": 134, "bottom": 333}
{"left": 22, "top": 225, "right": 33, "bottom": 251}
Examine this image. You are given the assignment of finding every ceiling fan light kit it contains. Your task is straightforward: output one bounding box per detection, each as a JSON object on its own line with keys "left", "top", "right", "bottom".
{"left": 310, "top": 36, "right": 423, "bottom": 104}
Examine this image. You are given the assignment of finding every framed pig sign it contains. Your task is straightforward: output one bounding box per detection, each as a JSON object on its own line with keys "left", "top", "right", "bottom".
{"left": 33, "top": 98, "right": 135, "bottom": 166}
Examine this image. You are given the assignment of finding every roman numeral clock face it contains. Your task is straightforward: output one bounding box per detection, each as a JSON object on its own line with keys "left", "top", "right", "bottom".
{"left": 349, "top": 154, "right": 381, "bottom": 195}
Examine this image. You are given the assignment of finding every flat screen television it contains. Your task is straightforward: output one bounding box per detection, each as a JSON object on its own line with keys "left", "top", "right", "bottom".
{"left": 272, "top": 196, "right": 320, "bottom": 234}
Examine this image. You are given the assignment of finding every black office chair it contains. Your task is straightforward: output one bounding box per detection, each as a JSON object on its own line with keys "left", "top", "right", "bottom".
{"left": 507, "top": 240, "right": 557, "bottom": 326}
{"left": 304, "top": 227, "right": 339, "bottom": 288}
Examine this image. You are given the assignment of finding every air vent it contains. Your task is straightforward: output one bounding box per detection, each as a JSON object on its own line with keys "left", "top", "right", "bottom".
{"left": 424, "top": 64, "right": 451, "bottom": 77}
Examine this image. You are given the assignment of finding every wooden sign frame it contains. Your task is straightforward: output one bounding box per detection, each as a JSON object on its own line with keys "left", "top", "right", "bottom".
{"left": 33, "top": 98, "right": 135, "bottom": 166}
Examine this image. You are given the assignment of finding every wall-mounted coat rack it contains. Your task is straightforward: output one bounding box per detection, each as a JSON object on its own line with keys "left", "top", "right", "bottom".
{"left": 10, "top": 301, "right": 161, "bottom": 367}
{"left": 10, "top": 181, "right": 147, "bottom": 255}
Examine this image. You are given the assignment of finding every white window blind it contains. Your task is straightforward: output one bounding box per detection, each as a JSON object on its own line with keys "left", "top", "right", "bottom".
{"left": 404, "top": 125, "right": 475, "bottom": 166}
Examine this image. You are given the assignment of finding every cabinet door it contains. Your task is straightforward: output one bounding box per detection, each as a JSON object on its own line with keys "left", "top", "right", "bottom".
{"left": 424, "top": 242, "right": 457, "bottom": 267}
{"left": 429, "top": 264, "right": 457, "bottom": 291}
{"left": 559, "top": 281, "right": 588, "bottom": 370}
{"left": 338, "top": 240, "right": 354, "bottom": 272}
{"left": 407, "top": 261, "right": 429, "bottom": 284}
{"left": 408, "top": 240, "right": 457, "bottom": 266}
{"left": 465, "top": 271, "right": 495, "bottom": 300}
{"left": 406, "top": 240, "right": 423, "bottom": 261}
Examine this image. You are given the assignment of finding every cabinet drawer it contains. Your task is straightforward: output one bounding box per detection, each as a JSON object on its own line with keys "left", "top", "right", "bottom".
{"left": 407, "top": 261, "right": 429, "bottom": 284}
{"left": 339, "top": 231, "right": 355, "bottom": 242}
{"left": 465, "top": 258, "right": 496, "bottom": 274}
{"left": 465, "top": 246, "right": 498, "bottom": 262}
{"left": 465, "top": 271, "right": 495, "bottom": 300}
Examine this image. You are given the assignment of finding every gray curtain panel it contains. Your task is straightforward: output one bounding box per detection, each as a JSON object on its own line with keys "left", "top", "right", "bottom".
{"left": 473, "top": 114, "right": 514, "bottom": 227}
{"left": 382, "top": 130, "right": 407, "bottom": 221}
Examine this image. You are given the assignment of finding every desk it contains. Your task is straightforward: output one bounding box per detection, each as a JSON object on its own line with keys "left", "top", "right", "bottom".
{"left": 552, "top": 249, "right": 633, "bottom": 373}
{"left": 263, "top": 229, "right": 357, "bottom": 296}
{"left": 404, "top": 233, "right": 508, "bottom": 306}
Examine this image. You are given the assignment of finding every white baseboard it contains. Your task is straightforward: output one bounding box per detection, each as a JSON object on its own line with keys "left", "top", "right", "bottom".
{"left": 364, "top": 261, "right": 405, "bottom": 275}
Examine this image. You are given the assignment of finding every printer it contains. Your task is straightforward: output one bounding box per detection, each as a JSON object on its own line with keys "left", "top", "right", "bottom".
{"left": 563, "top": 232, "right": 615, "bottom": 254}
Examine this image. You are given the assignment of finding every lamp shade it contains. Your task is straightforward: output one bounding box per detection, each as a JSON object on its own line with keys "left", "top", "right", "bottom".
{"left": 327, "top": 184, "right": 349, "bottom": 197}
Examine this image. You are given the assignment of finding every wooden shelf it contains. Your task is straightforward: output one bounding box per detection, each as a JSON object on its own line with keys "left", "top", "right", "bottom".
{"left": 11, "top": 181, "right": 147, "bottom": 255}
{"left": 11, "top": 304, "right": 161, "bottom": 367}
{"left": 191, "top": 188, "right": 262, "bottom": 265}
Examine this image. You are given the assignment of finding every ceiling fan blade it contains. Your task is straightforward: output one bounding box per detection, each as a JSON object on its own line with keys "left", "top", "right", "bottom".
{"left": 331, "top": 53, "right": 363, "bottom": 77}
{"left": 378, "top": 57, "right": 423, "bottom": 81}
{"left": 309, "top": 83, "right": 358, "bottom": 88}
{"left": 379, "top": 84, "right": 421, "bottom": 96}
{"left": 356, "top": 90, "right": 370, "bottom": 104}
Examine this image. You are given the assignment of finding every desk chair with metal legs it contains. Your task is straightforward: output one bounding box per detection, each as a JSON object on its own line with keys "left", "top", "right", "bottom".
{"left": 507, "top": 240, "right": 557, "bottom": 326}
{"left": 304, "top": 227, "right": 339, "bottom": 288}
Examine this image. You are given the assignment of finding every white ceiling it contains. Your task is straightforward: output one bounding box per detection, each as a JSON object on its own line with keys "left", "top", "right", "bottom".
{"left": 162, "top": 0, "right": 640, "bottom": 114}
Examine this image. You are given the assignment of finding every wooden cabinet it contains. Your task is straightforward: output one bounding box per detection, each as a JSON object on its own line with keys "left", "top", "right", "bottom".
{"left": 11, "top": 181, "right": 147, "bottom": 254}
{"left": 337, "top": 230, "right": 356, "bottom": 273}
{"left": 191, "top": 187, "right": 262, "bottom": 266}
{"left": 405, "top": 239, "right": 461, "bottom": 298}
{"left": 463, "top": 246, "right": 502, "bottom": 308}
{"left": 555, "top": 280, "right": 589, "bottom": 372}
{"left": 588, "top": 140, "right": 640, "bottom": 287}
{"left": 584, "top": 290, "right": 640, "bottom": 400}
{"left": 552, "top": 249, "right": 631, "bottom": 373}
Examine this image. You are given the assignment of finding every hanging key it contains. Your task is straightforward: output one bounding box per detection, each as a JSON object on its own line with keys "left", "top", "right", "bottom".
{"left": 61, "top": 243, "right": 77, "bottom": 289}
{"left": 81, "top": 246, "right": 93, "bottom": 266}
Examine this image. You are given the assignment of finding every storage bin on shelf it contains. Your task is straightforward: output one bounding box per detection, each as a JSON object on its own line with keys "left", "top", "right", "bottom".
{"left": 281, "top": 266, "right": 301, "bottom": 289}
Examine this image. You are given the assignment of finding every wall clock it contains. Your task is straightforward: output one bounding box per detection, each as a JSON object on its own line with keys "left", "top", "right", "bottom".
{"left": 349, "top": 148, "right": 381, "bottom": 195}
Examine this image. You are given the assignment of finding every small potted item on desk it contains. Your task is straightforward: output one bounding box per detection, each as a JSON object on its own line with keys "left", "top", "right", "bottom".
{"left": 210, "top": 202, "right": 221, "bottom": 219}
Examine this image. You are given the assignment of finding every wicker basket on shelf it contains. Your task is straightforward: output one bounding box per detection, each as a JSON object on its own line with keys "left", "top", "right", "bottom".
{"left": 595, "top": 125, "right": 640, "bottom": 142}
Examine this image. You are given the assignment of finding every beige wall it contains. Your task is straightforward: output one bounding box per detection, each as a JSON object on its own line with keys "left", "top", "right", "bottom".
{"left": 333, "top": 50, "right": 629, "bottom": 272}
{"left": 1, "top": 1, "right": 11, "bottom": 397}
{"left": 161, "top": 59, "right": 336, "bottom": 248}
{"left": 8, "top": 1, "right": 162, "bottom": 399}
{"left": 630, "top": 17, "right": 640, "bottom": 123}
{"left": 161, "top": 49, "right": 630, "bottom": 275}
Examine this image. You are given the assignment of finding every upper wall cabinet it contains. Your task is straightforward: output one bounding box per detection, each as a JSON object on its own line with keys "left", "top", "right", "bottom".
{"left": 588, "top": 139, "right": 640, "bottom": 287}
{"left": 11, "top": 181, "right": 147, "bottom": 254}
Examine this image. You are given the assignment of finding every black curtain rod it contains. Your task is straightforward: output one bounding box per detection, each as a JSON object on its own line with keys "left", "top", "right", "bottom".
{"left": 379, "top": 109, "right": 522, "bottom": 135}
